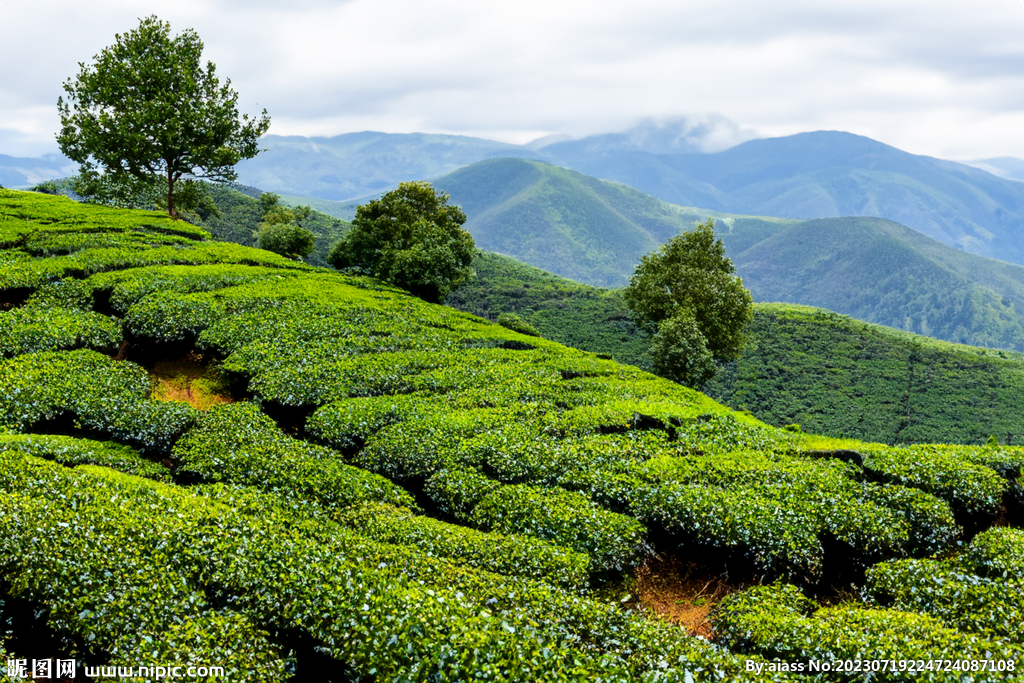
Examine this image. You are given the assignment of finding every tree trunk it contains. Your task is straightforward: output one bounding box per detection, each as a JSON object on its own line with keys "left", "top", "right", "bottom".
{"left": 167, "top": 168, "right": 175, "bottom": 218}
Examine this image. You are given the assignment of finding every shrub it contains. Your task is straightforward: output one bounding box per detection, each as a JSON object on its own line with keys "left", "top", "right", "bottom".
{"left": 714, "top": 583, "right": 1023, "bottom": 680}
{"left": 0, "top": 349, "right": 194, "bottom": 454}
{"left": 255, "top": 221, "right": 315, "bottom": 260}
{"left": 172, "top": 402, "right": 415, "bottom": 510}
{"left": 470, "top": 484, "right": 649, "bottom": 572}
{"left": 865, "top": 558, "right": 1024, "bottom": 643}
{"left": 0, "top": 433, "right": 170, "bottom": 482}
{"left": 496, "top": 312, "right": 540, "bottom": 337}
{"left": 0, "top": 306, "right": 120, "bottom": 357}
{"left": 860, "top": 445, "right": 1006, "bottom": 522}
{"left": 422, "top": 467, "right": 503, "bottom": 519}
{"left": 336, "top": 502, "right": 590, "bottom": 590}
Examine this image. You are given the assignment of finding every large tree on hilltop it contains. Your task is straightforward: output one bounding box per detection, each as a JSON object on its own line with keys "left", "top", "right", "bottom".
{"left": 57, "top": 15, "right": 270, "bottom": 218}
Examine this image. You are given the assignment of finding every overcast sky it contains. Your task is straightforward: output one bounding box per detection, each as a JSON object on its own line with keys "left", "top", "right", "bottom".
{"left": 3, "top": 0, "right": 1024, "bottom": 160}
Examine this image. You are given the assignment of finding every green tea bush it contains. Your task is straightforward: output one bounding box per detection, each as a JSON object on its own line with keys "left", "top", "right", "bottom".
{"left": 306, "top": 393, "right": 433, "bottom": 453}
{"left": 0, "top": 306, "right": 120, "bottom": 357}
{"left": 422, "top": 467, "right": 504, "bottom": 519}
{"left": 496, "top": 312, "right": 540, "bottom": 337}
{"left": 860, "top": 445, "right": 1006, "bottom": 521}
{"left": 0, "top": 455, "right": 288, "bottom": 680}
{"left": 336, "top": 501, "right": 590, "bottom": 590}
{"left": 713, "top": 583, "right": 1024, "bottom": 682}
{"left": 355, "top": 408, "right": 514, "bottom": 481}
{"left": 865, "top": 558, "right": 1024, "bottom": 643}
{"left": 0, "top": 451, "right": 773, "bottom": 682}
{"left": 172, "top": 402, "right": 415, "bottom": 510}
{"left": 0, "top": 242, "right": 310, "bottom": 290}
{"left": 862, "top": 483, "right": 961, "bottom": 556}
{"left": 960, "top": 527, "right": 1024, "bottom": 579}
{"left": 0, "top": 349, "right": 194, "bottom": 454}
{"left": 23, "top": 277, "right": 94, "bottom": 309}
{"left": 0, "top": 433, "right": 170, "bottom": 482}
{"left": 125, "top": 291, "right": 227, "bottom": 343}
{"left": 469, "top": 484, "right": 648, "bottom": 572}
{"left": 88, "top": 264, "right": 292, "bottom": 314}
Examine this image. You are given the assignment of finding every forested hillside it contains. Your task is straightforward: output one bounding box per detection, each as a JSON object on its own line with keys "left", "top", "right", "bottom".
{"left": 426, "top": 158, "right": 1024, "bottom": 351}
{"left": 5, "top": 189, "right": 1024, "bottom": 680}
{"left": 450, "top": 252, "right": 1024, "bottom": 445}
{"left": 704, "top": 305, "right": 1024, "bottom": 445}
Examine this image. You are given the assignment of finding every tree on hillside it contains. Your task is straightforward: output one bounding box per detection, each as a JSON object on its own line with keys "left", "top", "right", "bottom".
{"left": 57, "top": 15, "right": 270, "bottom": 218}
{"left": 328, "top": 182, "right": 475, "bottom": 303}
{"left": 623, "top": 219, "right": 753, "bottom": 386}
{"left": 254, "top": 193, "right": 315, "bottom": 260}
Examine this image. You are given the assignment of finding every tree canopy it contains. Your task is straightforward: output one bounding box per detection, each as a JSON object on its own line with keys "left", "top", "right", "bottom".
{"left": 328, "top": 182, "right": 475, "bottom": 303}
{"left": 623, "top": 219, "right": 753, "bottom": 386}
{"left": 254, "top": 193, "right": 315, "bottom": 260}
{"left": 57, "top": 15, "right": 270, "bottom": 218}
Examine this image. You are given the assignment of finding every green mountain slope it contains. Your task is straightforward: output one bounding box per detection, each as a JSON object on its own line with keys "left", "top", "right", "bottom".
{"left": 718, "top": 216, "right": 1024, "bottom": 351}
{"left": 542, "top": 130, "right": 1024, "bottom": 267}
{"left": 197, "top": 183, "right": 351, "bottom": 267}
{"left": 234, "top": 131, "right": 539, "bottom": 201}
{"left": 433, "top": 157, "right": 783, "bottom": 287}
{"left": 6, "top": 189, "right": 1024, "bottom": 674}
{"left": 446, "top": 251, "right": 653, "bottom": 369}
{"left": 704, "top": 304, "right": 1024, "bottom": 445}
{"left": 219, "top": 128, "right": 1024, "bottom": 268}
{"left": 448, "top": 253, "right": 1024, "bottom": 445}
{"left": 427, "top": 158, "right": 1024, "bottom": 351}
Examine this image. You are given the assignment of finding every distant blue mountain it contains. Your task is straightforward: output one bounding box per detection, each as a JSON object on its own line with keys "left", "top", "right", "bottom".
{"left": 0, "top": 153, "right": 74, "bottom": 188}
{"left": 539, "top": 131, "right": 1024, "bottom": 266}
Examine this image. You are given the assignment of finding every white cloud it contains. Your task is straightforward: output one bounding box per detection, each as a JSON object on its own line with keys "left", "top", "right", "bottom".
{"left": 2, "top": 0, "right": 1024, "bottom": 159}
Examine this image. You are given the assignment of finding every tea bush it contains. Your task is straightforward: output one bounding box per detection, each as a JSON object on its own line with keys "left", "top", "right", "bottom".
{"left": 0, "top": 433, "right": 170, "bottom": 482}
{"left": 713, "top": 583, "right": 1024, "bottom": 682}
{"left": 470, "top": 484, "right": 648, "bottom": 572}
{"left": 860, "top": 445, "right": 1006, "bottom": 522}
{"left": 336, "top": 501, "right": 590, "bottom": 590}
{"left": 0, "top": 451, "right": 776, "bottom": 682}
{"left": 865, "top": 558, "right": 1024, "bottom": 644}
{"left": 0, "top": 349, "right": 194, "bottom": 454}
{"left": 0, "top": 306, "right": 120, "bottom": 357}
{"left": 171, "top": 402, "right": 415, "bottom": 510}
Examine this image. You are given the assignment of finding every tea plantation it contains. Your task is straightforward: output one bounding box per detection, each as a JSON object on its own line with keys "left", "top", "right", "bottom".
{"left": 3, "top": 188, "right": 1024, "bottom": 681}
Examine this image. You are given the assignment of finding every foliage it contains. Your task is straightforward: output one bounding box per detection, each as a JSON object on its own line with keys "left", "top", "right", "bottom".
{"left": 7, "top": 189, "right": 1024, "bottom": 675}
{"left": 649, "top": 308, "right": 716, "bottom": 387}
{"left": 712, "top": 583, "right": 1023, "bottom": 681}
{"left": 706, "top": 304, "right": 1024, "bottom": 444}
{"left": 255, "top": 221, "right": 315, "bottom": 260}
{"left": 496, "top": 311, "right": 540, "bottom": 336}
{"left": 252, "top": 192, "right": 315, "bottom": 259}
{"left": 328, "top": 181, "right": 475, "bottom": 302}
{"left": 0, "top": 433, "right": 171, "bottom": 482}
{"left": 0, "top": 453, "right": 773, "bottom": 681}
{"left": 446, "top": 251, "right": 652, "bottom": 369}
{"left": 0, "top": 305, "right": 120, "bottom": 358}
{"left": 0, "top": 349, "right": 195, "bottom": 455}
{"left": 56, "top": 16, "right": 270, "bottom": 217}
{"left": 172, "top": 402, "right": 414, "bottom": 510}
{"left": 623, "top": 218, "right": 753, "bottom": 363}
{"left": 336, "top": 501, "right": 591, "bottom": 590}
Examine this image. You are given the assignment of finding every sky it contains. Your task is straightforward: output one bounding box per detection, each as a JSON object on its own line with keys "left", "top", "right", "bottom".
{"left": 3, "top": 0, "right": 1024, "bottom": 161}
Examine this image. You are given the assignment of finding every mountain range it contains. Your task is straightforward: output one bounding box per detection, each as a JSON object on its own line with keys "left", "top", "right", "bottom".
{"left": 6, "top": 126, "right": 1024, "bottom": 269}
{"left": 419, "top": 157, "right": 1024, "bottom": 351}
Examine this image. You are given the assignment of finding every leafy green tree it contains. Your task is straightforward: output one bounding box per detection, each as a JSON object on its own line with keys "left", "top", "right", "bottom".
{"left": 649, "top": 309, "right": 716, "bottom": 387}
{"left": 254, "top": 193, "right": 315, "bottom": 260}
{"left": 328, "top": 181, "right": 475, "bottom": 303}
{"left": 57, "top": 15, "right": 270, "bottom": 218}
{"left": 624, "top": 219, "right": 752, "bottom": 386}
